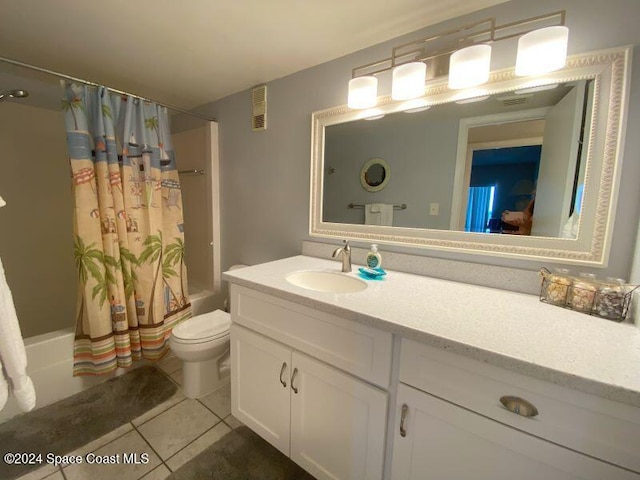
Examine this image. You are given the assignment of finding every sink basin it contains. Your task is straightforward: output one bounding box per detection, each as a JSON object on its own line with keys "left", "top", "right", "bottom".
{"left": 286, "top": 270, "right": 367, "bottom": 293}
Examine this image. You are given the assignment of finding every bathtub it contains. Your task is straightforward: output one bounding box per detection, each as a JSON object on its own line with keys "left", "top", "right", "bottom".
{"left": 0, "top": 284, "right": 219, "bottom": 423}
{"left": 0, "top": 328, "right": 112, "bottom": 423}
{"left": 189, "top": 281, "right": 218, "bottom": 316}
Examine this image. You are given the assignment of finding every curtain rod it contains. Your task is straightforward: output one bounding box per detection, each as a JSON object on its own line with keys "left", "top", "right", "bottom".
{"left": 0, "top": 55, "right": 217, "bottom": 122}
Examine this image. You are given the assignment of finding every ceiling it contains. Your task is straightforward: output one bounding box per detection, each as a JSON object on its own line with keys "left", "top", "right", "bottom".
{"left": 0, "top": 0, "right": 507, "bottom": 110}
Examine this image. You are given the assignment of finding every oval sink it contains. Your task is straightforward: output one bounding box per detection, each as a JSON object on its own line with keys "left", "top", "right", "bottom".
{"left": 286, "top": 270, "right": 367, "bottom": 293}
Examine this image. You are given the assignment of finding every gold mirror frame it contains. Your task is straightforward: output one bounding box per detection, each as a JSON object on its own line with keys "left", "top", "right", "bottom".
{"left": 310, "top": 46, "right": 632, "bottom": 266}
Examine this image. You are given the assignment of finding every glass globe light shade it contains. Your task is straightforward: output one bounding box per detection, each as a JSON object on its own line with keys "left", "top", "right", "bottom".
{"left": 515, "top": 26, "right": 569, "bottom": 77}
{"left": 391, "top": 62, "right": 426, "bottom": 100}
{"left": 448, "top": 44, "right": 492, "bottom": 89}
{"left": 347, "top": 76, "right": 378, "bottom": 109}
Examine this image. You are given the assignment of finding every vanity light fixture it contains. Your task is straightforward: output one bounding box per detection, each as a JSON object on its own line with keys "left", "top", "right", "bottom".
{"left": 391, "top": 62, "right": 427, "bottom": 100}
{"left": 357, "top": 108, "right": 386, "bottom": 121}
{"left": 515, "top": 26, "right": 569, "bottom": 76}
{"left": 454, "top": 95, "right": 490, "bottom": 104}
{"left": 448, "top": 44, "right": 492, "bottom": 90}
{"left": 401, "top": 98, "right": 432, "bottom": 113}
{"left": 514, "top": 84, "right": 560, "bottom": 95}
{"left": 346, "top": 10, "right": 567, "bottom": 109}
{"left": 347, "top": 76, "right": 378, "bottom": 109}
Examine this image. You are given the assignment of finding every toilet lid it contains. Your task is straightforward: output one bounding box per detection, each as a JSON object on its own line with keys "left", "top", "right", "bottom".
{"left": 171, "top": 310, "right": 230, "bottom": 343}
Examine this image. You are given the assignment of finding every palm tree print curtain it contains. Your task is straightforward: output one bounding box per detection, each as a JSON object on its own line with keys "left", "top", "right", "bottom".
{"left": 63, "top": 84, "right": 191, "bottom": 376}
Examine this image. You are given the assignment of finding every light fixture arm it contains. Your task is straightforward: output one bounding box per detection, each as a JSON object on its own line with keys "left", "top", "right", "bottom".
{"left": 350, "top": 10, "right": 566, "bottom": 80}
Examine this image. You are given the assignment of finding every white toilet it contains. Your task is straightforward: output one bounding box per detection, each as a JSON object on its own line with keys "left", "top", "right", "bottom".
{"left": 169, "top": 264, "right": 247, "bottom": 399}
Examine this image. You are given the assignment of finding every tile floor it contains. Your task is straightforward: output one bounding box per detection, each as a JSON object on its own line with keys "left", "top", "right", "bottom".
{"left": 17, "top": 353, "right": 243, "bottom": 480}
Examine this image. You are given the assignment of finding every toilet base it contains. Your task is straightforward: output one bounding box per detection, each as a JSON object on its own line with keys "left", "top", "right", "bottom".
{"left": 182, "top": 348, "right": 230, "bottom": 399}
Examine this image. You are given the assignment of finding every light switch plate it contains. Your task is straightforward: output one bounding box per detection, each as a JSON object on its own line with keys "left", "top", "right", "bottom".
{"left": 430, "top": 203, "right": 439, "bottom": 216}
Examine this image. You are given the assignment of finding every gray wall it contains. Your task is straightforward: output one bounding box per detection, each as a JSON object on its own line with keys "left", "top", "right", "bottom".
{"left": 322, "top": 114, "right": 457, "bottom": 229}
{"left": 179, "top": 0, "right": 640, "bottom": 280}
{"left": 0, "top": 103, "right": 76, "bottom": 338}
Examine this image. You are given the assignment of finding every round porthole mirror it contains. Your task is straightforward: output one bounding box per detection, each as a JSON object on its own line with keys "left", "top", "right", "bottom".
{"left": 360, "top": 158, "right": 390, "bottom": 192}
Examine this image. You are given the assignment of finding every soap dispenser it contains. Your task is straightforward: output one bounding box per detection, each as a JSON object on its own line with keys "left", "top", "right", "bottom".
{"left": 366, "top": 244, "right": 382, "bottom": 269}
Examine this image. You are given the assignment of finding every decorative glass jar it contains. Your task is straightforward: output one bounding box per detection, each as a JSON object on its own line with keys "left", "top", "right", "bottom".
{"left": 594, "top": 278, "right": 627, "bottom": 320}
{"left": 568, "top": 273, "right": 598, "bottom": 313}
{"left": 541, "top": 268, "right": 572, "bottom": 306}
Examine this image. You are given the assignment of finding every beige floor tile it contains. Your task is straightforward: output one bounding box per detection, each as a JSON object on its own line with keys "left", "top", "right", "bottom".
{"left": 169, "top": 369, "right": 183, "bottom": 386}
{"left": 136, "top": 399, "right": 219, "bottom": 460}
{"left": 42, "top": 471, "right": 64, "bottom": 480}
{"left": 223, "top": 414, "right": 244, "bottom": 430}
{"left": 155, "top": 355, "right": 182, "bottom": 375}
{"left": 131, "top": 388, "right": 186, "bottom": 427}
{"left": 198, "top": 381, "right": 230, "bottom": 418}
{"left": 139, "top": 464, "right": 171, "bottom": 479}
{"left": 64, "top": 423, "right": 133, "bottom": 463}
{"left": 165, "top": 421, "right": 230, "bottom": 472}
{"left": 63, "top": 430, "right": 160, "bottom": 480}
{"left": 15, "top": 464, "right": 58, "bottom": 480}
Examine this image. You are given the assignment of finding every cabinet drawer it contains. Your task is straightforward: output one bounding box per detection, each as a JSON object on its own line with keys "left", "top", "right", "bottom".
{"left": 399, "top": 338, "right": 640, "bottom": 473}
{"left": 231, "top": 285, "right": 392, "bottom": 388}
{"left": 392, "top": 383, "right": 639, "bottom": 480}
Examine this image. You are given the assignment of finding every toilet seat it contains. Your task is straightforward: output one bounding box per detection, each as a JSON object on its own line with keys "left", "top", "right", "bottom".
{"left": 171, "top": 310, "right": 230, "bottom": 344}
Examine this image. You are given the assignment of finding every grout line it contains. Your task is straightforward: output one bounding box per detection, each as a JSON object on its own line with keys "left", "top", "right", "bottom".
{"left": 162, "top": 421, "right": 222, "bottom": 472}
{"left": 59, "top": 424, "right": 133, "bottom": 471}
{"left": 59, "top": 465, "right": 68, "bottom": 480}
{"left": 155, "top": 359, "right": 183, "bottom": 377}
{"left": 167, "top": 375, "right": 182, "bottom": 388}
{"left": 134, "top": 397, "right": 188, "bottom": 427}
{"left": 195, "top": 397, "right": 224, "bottom": 421}
{"left": 222, "top": 414, "right": 239, "bottom": 430}
{"left": 130, "top": 422, "right": 170, "bottom": 477}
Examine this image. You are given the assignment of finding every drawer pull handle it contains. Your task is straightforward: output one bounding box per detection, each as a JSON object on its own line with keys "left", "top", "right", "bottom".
{"left": 279, "top": 362, "right": 287, "bottom": 388}
{"left": 291, "top": 368, "right": 299, "bottom": 394}
{"left": 500, "top": 395, "right": 539, "bottom": 418}
{"left": 400, "top": 403, "right": 409, "bottom": 437}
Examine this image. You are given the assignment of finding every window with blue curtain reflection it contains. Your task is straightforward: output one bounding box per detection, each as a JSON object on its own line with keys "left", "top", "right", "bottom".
{"left": 465, "top": 185, "right": 495, "bottom": 233}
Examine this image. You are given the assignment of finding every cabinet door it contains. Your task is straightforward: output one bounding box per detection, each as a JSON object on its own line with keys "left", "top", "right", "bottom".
{"left": 391, "top": 384, "right": 639, "bottom": 480}
{"left": 290, "top": 352, "right": 387, "bottom": 480}
{"left": 231, "top": 324, "right": 291, "bottom": 456}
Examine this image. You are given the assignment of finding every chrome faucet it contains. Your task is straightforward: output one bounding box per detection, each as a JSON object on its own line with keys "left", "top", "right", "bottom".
{"left": 332, "top": 240, "right": 352, "bottom": 272}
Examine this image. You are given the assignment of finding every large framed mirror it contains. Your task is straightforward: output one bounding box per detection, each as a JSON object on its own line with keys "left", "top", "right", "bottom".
{"left": 310, "top": 46, "right": 631, "bottom": 266}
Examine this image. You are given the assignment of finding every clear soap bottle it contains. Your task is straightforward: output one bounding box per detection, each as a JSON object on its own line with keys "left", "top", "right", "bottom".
{"left": 366, "top": 244, "right": 382, "bottom": 269}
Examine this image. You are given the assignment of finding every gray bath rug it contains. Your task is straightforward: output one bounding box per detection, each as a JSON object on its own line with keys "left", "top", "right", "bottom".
{"left": 0, "top": 365, "right": 176, "bottom": 479}
{"left": 169, "top": 426, "right": 316, "bottom": 480}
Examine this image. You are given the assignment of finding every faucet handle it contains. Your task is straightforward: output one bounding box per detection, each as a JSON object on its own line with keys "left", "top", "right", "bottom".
{"left": 343, "top": 239, "right": 350, "bottom": 250}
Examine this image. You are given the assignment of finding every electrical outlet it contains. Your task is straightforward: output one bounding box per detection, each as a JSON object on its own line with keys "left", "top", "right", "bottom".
{"left": 429, "top": 203, "right": 439, "bottom": 216}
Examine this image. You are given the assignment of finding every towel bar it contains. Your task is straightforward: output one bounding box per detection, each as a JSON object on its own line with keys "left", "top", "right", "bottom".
{"left": 348, "top": 203, "right": 407, "bottom": 210}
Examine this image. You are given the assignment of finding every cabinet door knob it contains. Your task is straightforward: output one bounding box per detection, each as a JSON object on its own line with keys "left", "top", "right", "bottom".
{"left": 500, "top": 395, "right": 539, "bottom": 418}
{"left": 291, "top": 368, "right": 299, "bottom": 394}
{"left": 279, "top": 362, "right": 287, "bottom": 388}
{"left": 400, "top": 403, "right": 409, "bottom": 437}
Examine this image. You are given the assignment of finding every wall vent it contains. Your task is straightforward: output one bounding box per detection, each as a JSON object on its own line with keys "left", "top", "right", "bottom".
{"left": 496, "top": 93, "right": 533, "bottom": 107}
{"left": 252, "top": 85, "right": 267, "bottom": 131}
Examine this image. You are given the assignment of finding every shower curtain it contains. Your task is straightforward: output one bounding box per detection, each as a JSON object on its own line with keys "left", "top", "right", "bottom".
{"left": 63, "top": 84, "right": 191, "bottom": 376}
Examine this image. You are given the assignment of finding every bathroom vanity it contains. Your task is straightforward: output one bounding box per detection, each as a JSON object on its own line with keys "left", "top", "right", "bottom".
{"left": 224, "top": 256, "right": 640, "bottom": 480}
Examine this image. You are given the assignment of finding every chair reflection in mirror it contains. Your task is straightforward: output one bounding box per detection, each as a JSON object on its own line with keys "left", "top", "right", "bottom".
{"left": 502, "top": 195, "right": 535, "bottom": 235}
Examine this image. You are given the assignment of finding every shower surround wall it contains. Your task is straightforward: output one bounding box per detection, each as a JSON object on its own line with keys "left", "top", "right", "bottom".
{"left": 0, "top": 101, "right": 76, "bottom": 337}
{"left": 172, "top": 121, "right": 223, "bottom": 311}
{"left": 186, "top": 0, "right": 640, "bottom": 283}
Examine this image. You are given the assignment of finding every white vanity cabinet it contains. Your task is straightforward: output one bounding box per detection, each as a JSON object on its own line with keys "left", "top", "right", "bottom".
{"left": 225, "top": 257, "right": 640, "bottom": 480}
{"left": 230, "top": 285, "right": 392, "bottom": 480}
{"left": 390, "top": 339, "right": 640, "bottom": 480}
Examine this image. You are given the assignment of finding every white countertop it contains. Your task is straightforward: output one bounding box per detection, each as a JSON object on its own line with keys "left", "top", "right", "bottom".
{"left": 223, "top": 255, "right": 640, "bottom": 407}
